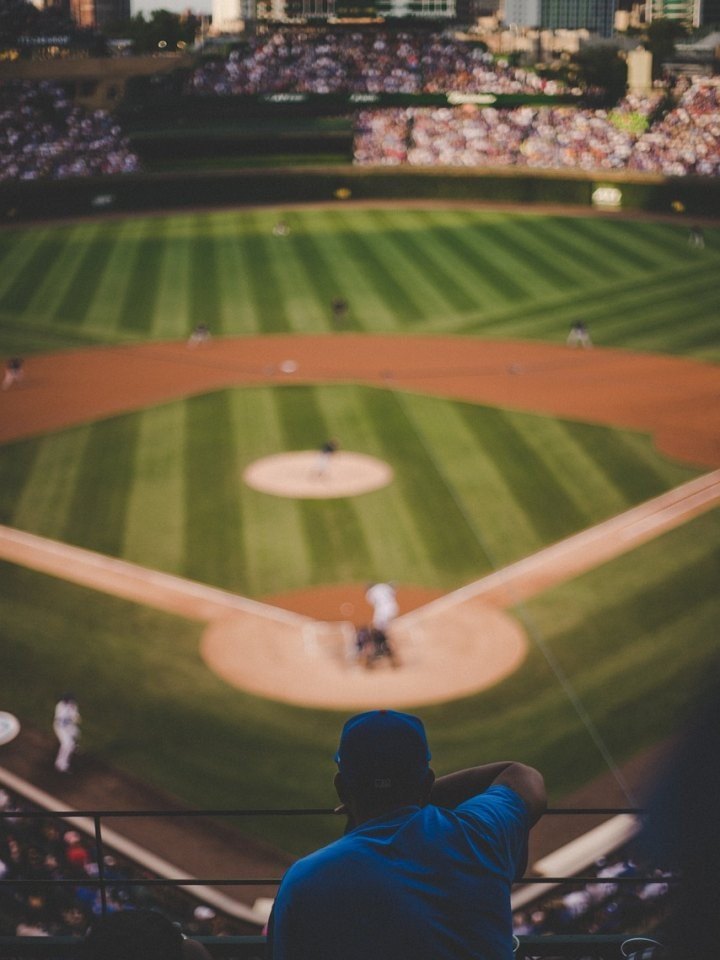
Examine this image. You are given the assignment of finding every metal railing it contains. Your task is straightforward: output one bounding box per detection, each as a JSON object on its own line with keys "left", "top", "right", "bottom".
{"left": 0, "top": 806, "right": 671, "bottom": 959}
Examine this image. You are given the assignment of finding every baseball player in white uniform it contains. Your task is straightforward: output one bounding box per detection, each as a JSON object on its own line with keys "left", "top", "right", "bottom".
{"left": 54, "top": 694, "right": 81, "bottom": 773}
{"left": 365, "top": 582, "right": 399, "bottom": 631}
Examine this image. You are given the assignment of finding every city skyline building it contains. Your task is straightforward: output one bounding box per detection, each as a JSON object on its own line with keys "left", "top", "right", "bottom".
{"left": 70, "top": 0, "right": 130, "bottom": 27}
{"left": 503, "top": 0, "right": 616, "bottom": 35}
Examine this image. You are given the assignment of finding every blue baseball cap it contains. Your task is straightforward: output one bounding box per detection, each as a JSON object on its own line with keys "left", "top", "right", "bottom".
{"left": 335, "top": 710, "right": 431, "bottom": 790}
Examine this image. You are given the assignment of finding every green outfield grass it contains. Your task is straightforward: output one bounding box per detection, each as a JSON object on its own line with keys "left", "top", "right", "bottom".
{"left": 1, "top": 206, "right": 719, "bottom": 857}
{"left": 0, "top": 208, "right": 718, "bottom": 359}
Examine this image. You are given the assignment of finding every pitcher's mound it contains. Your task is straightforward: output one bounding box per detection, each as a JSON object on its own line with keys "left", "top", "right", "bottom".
{"left": 243, "top": 451, "right": 393, "bottom": 499}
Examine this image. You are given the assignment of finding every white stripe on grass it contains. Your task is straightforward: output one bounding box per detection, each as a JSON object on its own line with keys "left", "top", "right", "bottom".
{"left": 393, "top": 210, "right": 496, "bottom": 320}
{"left": 311, "top": 385, "right": 439, "bottom": 583}
{"left": 536, "top": 217, "right": 643, "bottom": 280}
{"left": 253, "top": 213, "right": 332, "bottom": 334}
{"left": 311, "top": 210, "right": 405, "bottom": 332}
{"left": 121, "top": 402, "right": 186, "bottom": 573}
{"left": 509, "top": 415, "right": 632, "bottom": 523}
{"left": 225, "top": 214, "right": 264, "bottom": 336}
{"left": 347, "top": 209, "right": 461, "bottom": 322}
{"left": 398, "top": 393, "right": 541, "bottom": 567}
{"left": 22, "top": 223, "right": 100, "bottom": 327}
{"left": 232, "top": 387, "right": 314, "bottom": 597}
{"left": 84, "top": 219, "right": 145, "bottom": 336}
{"left": 12, "top": 427, "right": 92, "bottom": 541}
{"left": 151, "top": 217, "right": 193, "bottom": 340}
{"left": 450, "top": 212, "right": 560, "bottom": 301}
{"left": 0, "top": 228, "right": 50, "bottom": 302}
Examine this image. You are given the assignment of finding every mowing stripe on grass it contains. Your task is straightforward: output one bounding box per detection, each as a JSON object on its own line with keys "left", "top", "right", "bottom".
{"left": 63, "top": 416, "right": 140, "bottom": 557}
{"left": 183, "top": 391, "right": 244, "bottom": 591}
{"left": 118, "top": 220, "right": 165, "bottom": 335}
{"left": 307, "top": 210, "right": 402, "bottom": 332}
{"left": 453, "top": 212, "right": 553, "bottom": 302}
{"left": 122, "top": 403, "right": 186, "bottom": 573}
{"left": 237, "top": 212, "right": 293, "bottom": 333}
{"left": 373, "top": 210, "right": 480, "bottom": 317}
{"left": 597, "top": 274, "right": 720, "bottom": 349}
{"left": 50, "top": 227, "right": 118, "bottom": 328}
{"left": 505, "top": 412, "right": 632, "bottom": 526}
{"left": 332, "top": 210, "right": 429, "bottom": 325}
{"left": 549, "top": 217, "right": 656, "bottom": 280}
{"left": 273, "top": 386, "right": 373, "bottom": 583}
{"left": 208, "top": 213, "right": 250, "bottom": 336}
{"left": 188, "top": 217, "right": 221, "bottom": 334}
{"left": 233, "top": 388, "right": 312, "bottom": 596}
{"left": 614, "top": 220, "right": 700, "bottom": 264}
{"left": 0, "top": 438, "right": 40, "bottom": 527}
{"left": 309, "top": 385, "right": 417, "bottom": 579}
{"left": 83, "top": 220, "right": 142, "bottom": 336}
{"left": 654, "top": 311, "right": 720, "bottom": 359}
{"left": 459, "top": 405, "right": 587, "bottom": 546}
{"left": 560, "top": 420, "right": 672, "bottom": 504}
{"left": 557, "top": 217, "right": 662, "bottom": 274}
{"left": 287, "top": 224, "right": 357, "bottom": 333}
{"left": 10, "top": 428, "right": 92, "bottom": 542}
{"left": 151, "top": 216, "right": 192, "bottom": 340}
{"left": 224, "top": 215, "right": 262, "bottom": 336}
{"left": 488, "top": 218, "right": 583, "bottom": 291}
{"left": 364, "top": 388, "right": 489, "bottom": 580}
{"left": 400, "top": 393, "right": 542, "bottom": 568}
{"left": 0, "top": 230, "right": 51, "bottom": 303}
{"left": 0, "top": 232, "right": 65, "bottom": 319}
{"left": 407, "top": 211, "right": 523, "bottom": 312}
{"left": 576, "top": 220, "right": 666, "bottom": 271}
{"left": 530, "top": 218, "right": 626, "bottom": 282}
{"left": 262, "top": 218, "right": 332, "bottom": 334}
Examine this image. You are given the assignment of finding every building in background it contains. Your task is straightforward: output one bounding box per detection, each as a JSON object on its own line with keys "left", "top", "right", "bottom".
{"left": 503, "top": 0, "right": 616, "bottom": 36}
{"left": 70, "top": 0, "right": 130, "bottom": 28}
{"left": 211, "top": 0, "right": 256, "bottom": 32}
{"left": 646, "top": 0, "right": 700, "bottom": 25}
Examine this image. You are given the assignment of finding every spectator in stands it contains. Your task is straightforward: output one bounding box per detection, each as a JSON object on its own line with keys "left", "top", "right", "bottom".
{"left": 268, "top": 709, "right": 546, "bottom": 960}
{"left": 81, "top": 908, "right": 211, "bottom": 959}
{"left": 0, "top": 80, "right": 140, "bottom": 183}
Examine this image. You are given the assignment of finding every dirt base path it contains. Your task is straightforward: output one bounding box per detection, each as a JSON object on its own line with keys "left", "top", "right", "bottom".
{"left": 2, "top": 336, "right": 720, "bottom": 467}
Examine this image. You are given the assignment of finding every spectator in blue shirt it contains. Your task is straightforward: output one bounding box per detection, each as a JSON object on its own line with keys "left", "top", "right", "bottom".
{"left": 268, "top": 709, "right": 546, "bottom": 960}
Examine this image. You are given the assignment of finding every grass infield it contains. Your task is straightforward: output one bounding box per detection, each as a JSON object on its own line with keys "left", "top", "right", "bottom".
{"left": 0, "top": 207, "right": 719, "bottom": 853}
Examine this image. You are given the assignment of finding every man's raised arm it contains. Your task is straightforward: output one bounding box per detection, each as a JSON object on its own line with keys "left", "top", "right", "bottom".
{"left": 430, "top": 761, "right": 547, "bottom": 825}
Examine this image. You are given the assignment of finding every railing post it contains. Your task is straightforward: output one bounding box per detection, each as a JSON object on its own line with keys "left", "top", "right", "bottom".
{"left": 93, "top": 814, "right": 108, "bottom": 916}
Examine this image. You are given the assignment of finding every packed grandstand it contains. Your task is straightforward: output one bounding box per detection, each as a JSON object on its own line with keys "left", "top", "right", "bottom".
{"left": 1, "top": 33, "right": 719, "bottom": 181}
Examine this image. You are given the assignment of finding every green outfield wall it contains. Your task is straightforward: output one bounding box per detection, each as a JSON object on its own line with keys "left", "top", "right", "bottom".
{"left": 1, "top": 166, "right": 718, "bottom": 223}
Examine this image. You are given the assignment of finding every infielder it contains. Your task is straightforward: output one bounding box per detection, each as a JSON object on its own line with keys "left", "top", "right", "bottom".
{"left": 53, "top": 694, "right": 80, "bottom": 773}
{"left": 365, "top": 582, "right": 399, "bottom": 632}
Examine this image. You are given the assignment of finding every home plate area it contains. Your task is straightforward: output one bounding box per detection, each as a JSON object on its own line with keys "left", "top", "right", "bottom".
{"left": 200, "top": 596, "right": 528, "bottom": 710}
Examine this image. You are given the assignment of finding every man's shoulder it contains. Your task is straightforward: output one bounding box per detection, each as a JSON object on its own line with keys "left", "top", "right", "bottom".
{"left": 452, "top": 784, "right": 529, "bottom": 828}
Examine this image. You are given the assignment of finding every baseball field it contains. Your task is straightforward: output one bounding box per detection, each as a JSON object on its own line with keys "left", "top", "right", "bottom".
{"left": 0, "top": 205, "right": 719, "bottom": 855}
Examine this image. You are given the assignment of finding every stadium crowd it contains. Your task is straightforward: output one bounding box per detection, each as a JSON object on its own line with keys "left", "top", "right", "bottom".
{"left": 513, "top": 854, "right": 674, "bottom": 938}
{"left": 0, "top": 80, "right": 140, "bottom": 182}
{"left": 0, "top": 787, "right": 230, "bottom": 939}
{"left": 353, "top": 79, "right": 720, "bottom": 175}
{"left": 188, "top": 29, "right": 564, "bottom": 96}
